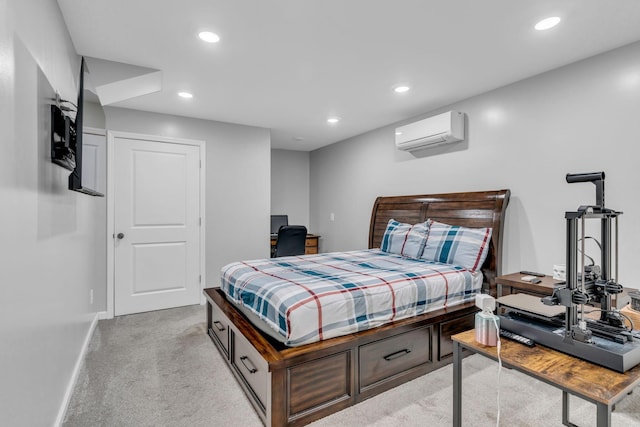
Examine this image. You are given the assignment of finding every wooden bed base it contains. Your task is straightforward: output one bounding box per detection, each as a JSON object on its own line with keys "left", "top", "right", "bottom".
{"left": 204, "top": 189, "right": 510, "bottom": 426}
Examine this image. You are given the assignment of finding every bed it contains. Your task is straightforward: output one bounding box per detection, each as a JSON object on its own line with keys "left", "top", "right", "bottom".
{"left": 204, "top": 189, "right": 510, "bottom": 426}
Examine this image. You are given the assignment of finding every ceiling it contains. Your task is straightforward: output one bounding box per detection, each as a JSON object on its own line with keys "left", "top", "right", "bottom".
{"left": 57, "top": 0, "right": 640, "bottom": 151}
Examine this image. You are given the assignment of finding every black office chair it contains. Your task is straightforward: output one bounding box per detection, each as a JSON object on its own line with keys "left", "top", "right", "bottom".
{"left": 273, "top": 225, "right": 307, "bottom": 257}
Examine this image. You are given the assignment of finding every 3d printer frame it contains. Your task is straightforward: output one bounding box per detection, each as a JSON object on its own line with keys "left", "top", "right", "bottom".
{"left": 546, "top": 172, "right": 628, "bottom": 343}
{"left": 500, "top": 172, "right": 640, "bottom": 372}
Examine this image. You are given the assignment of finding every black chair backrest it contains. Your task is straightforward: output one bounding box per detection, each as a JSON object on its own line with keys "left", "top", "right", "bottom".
{"left": 274, "top": 225, "right": 307, "bottom": 257}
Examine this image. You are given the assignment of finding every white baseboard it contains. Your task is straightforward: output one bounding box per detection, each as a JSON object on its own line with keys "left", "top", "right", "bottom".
{"left": 54, "top": 311, "right": 103, "bottom": 427}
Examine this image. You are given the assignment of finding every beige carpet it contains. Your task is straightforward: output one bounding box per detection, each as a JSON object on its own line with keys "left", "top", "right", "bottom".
{"left": 64, "top": 305, "right": 640, "bottom": 426}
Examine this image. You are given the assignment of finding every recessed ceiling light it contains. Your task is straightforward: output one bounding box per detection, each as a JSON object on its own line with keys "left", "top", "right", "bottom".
{"left": 178, "top": 92, "right": 193, "bottom": 98}
{"left": 327, "top": 117, "right": 340, "bottom": 124}
{"left": 393, "top": 85, "right": 410, "bottom": 93}
{"left": 198, "top": 31, "right": 220, "bottom": 43}
{"left": 534, "top": 17, "right": 561, "bottom": 31}
{"left": 395, "top": 131, "right": 402, "bottom": 136}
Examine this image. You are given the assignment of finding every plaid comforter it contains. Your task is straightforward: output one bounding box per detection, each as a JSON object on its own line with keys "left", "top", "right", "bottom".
{"left": 220, "top": 249, "right": 482, "bottom": 346}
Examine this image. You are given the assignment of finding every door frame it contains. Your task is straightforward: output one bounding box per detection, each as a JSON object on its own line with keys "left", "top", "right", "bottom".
{"left": 106, "top": 130, "right": 206, "bottom": 319}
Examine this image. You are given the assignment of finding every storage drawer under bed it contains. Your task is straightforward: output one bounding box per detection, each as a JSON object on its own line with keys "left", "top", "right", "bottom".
{"left": 358, "top": 326, "right": 432, "bottom": 390}
{"left": 231, "top": 329, "right": 270, "bottom": 411}
{"left": 208, "top": 300, "right": 230, "bottom": 356}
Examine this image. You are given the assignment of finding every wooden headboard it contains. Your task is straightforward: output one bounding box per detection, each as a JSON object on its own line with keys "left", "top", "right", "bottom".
{"left": 368, "top": 189, "right": 510, "bottom": 296}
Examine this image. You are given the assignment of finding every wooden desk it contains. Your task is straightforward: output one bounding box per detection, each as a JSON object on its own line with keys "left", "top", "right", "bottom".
{"left": 452, "top": 329, "right": 640, "bottom": 427}
{"left": 270, "top": 233, "right": 319, "bottom": 255}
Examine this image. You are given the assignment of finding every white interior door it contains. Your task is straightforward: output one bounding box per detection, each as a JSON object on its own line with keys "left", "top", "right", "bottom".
{"left": 113, "top": 135, "right": 202, "bottom": 316}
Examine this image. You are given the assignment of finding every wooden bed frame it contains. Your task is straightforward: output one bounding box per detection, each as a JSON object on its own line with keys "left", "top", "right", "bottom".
{"left": 204, "top": 189, "right": 510, "bottom": 426}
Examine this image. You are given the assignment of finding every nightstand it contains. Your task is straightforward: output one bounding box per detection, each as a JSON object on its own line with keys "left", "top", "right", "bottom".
{"left": 496, "top": 272, "right": 562, "bottom": 298}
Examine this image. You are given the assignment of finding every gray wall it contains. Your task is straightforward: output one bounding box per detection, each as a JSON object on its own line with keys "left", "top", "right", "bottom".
{"left": 104, "top": 107, "right": 272, "bottom": 284}
{"left": 310, "top": 41, "right": 640, "bottom": 285}
{"left": 83, "top": 100, "right": 106, "bottom": 129}
{"left": 0, "top": 1, "right": 105, "bottom": 425}
{"left": 271, "top": 149, "right": 310, "bottom": 229}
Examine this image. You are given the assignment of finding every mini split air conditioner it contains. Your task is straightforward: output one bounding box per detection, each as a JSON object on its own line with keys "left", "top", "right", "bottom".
{"left": 395, "top": 111, "right": 465, "bottom": 151}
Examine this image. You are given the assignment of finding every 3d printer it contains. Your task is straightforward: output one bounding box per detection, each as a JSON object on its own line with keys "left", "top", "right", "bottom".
{"left": 499, "top": 172, "right": 640, "bottom": 372}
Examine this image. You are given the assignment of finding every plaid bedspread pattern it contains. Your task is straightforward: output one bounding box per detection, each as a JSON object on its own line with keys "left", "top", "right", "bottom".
{"left": 220, "top": 249, "right": 482, "bottom": 346}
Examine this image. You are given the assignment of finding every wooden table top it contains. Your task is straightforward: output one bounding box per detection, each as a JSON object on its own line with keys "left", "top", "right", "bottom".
{"left": 496, "top": 272, "right": 562, "bottom": 295}
{"left": 453, "top": 329, "right": 640, "bottom": 405}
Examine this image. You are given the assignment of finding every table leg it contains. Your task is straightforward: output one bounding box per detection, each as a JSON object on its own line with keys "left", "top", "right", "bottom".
{"left": 453, "top": 341, "right": 462, "bottom": 427}
{"left": 596, "top": 403, "right": 611, "bottom": 427}
{"left": 562, "top": 391, "right": 573, "bottom": 426}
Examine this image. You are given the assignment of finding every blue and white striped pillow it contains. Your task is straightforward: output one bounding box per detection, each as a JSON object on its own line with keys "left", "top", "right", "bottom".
{"left": 380, "top": 219, "right": 429, "bottom": 259}
{"left": 421, "top": 219, "right": 492, "bottom": 272}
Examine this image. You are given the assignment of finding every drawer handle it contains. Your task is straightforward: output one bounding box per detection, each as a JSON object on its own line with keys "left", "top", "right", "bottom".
{"left": 213, "top": 320, "right": 225, "bottom": 332}
{"left": 383, "top": 348, "right": 411, "bottom": 361}
{"left": 240, "top": 356, "right": 258, "bottom": 374}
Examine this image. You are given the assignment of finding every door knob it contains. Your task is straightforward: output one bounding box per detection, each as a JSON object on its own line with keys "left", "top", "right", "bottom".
{"left": 117, "top": 233, "right": 125, "bottom": 240}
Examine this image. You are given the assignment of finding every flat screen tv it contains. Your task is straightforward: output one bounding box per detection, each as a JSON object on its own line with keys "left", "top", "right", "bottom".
{"left": 55, "top": 57, "right": 103, "bottom": 196}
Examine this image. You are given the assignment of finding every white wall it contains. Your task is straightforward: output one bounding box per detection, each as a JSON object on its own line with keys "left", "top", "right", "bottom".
{"left": 271, "top": 149, "right": 310, "bottom": 229}
{"left": 0, "top": 1, "right": 105, "bottom": 425}
{"left": 103, "top": 107, "right": 272, "bottom": 283}
{"left": 310, "top": 41, "right": 640, "bottom": 286}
